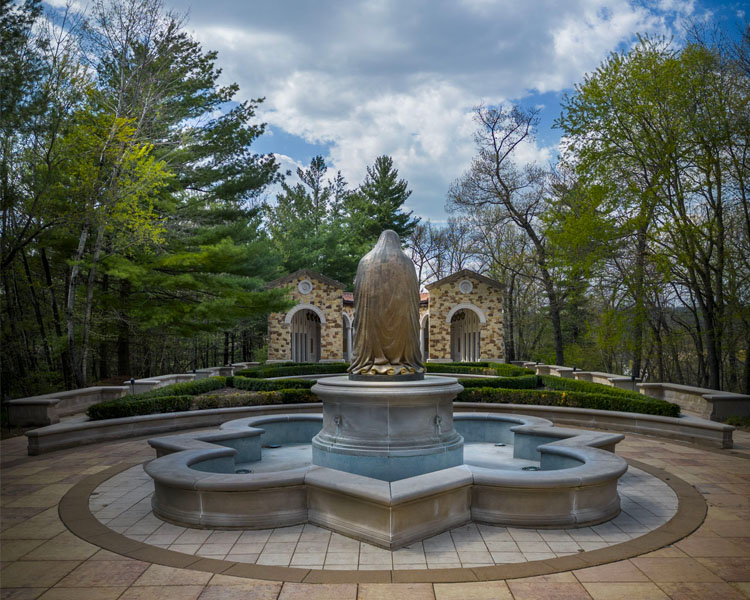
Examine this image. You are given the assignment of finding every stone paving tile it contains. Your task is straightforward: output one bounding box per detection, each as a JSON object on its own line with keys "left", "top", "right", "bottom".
{"left": 54, "top": 559, "right": 150, "bottom": 587}
{"left": 358, "top": 582, "right": 435, "bottom": 599}
{"left": 581, "top": 582, "right": 668, "bottom": 599}
{"left": 278, "top": 582, "right": 357, "bottom": 599}
{"left": 0, "top": 560, "right": 81, "bottom": 588}
{"left": 0, "top": 539, "right": 46, "bottom": 561}
{"left": 573, "top": 559, "right": 650, "bottom": 582}
{"left": 655, "top": 581, "right": 748, "bottom": 599}
{"left": 37, "top": 587, "right": 128, "bottom": 599}
{"left": 131, "top": 564, "right": 213, "bottom": 586}
{"left": 433, "top": 581, "right": 513, "bottom": 599}
{"left": 507, "top": 580, "right": 594, "bottom": 599}
{"left": 117, "top": 585, "right": 205, "bottom": 599}
{"left": 19, "top": 531, "right": 99, "bottom": 561}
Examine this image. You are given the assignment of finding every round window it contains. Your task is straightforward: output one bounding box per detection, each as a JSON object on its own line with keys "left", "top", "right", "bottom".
{"left": 458, "top": 280, "right": 473, "bottom": 294}
{"left": 298, "top": 280, "right": 313, "bottom": 295}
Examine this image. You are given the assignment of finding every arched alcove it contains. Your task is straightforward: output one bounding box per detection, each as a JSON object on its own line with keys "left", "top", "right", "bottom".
{"left": 290, "top": 310, "right": 321, "bottom": 362}
{"left": 450, "top": 308, "right": 481, "bottom": 362}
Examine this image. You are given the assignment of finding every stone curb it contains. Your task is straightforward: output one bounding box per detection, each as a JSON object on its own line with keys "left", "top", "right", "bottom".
{"left": 58, "top": 457, "right": 706, "bottom": 584}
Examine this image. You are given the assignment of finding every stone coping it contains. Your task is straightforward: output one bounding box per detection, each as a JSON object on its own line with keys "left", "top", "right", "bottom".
{"left": 24, "top": 399, "right": 735, "bottom": 455}
{"left": 58, "top": 457, "right": 706, "bottom": 584}
{"left": 143, "top": 412, "right": 628, "bottom": 539}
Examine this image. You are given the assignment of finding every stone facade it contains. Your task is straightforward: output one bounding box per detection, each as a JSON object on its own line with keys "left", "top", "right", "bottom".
{"left": 266, "top": 270, "right": 345, "bottom": 362}
{"left": 266, "top": 268, "right": 503, "bottom": 364}
{"left": 425, "top": 270, "right": 504, "bottom": 363}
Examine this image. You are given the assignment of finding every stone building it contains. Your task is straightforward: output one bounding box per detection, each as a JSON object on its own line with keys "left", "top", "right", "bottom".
{"left": 266, "top": 268, "right": 504, "bottom": 363}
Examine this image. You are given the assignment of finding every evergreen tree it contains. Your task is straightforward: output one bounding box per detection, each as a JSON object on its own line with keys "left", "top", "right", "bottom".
{"left": 266, "top": 156, "right": 357, "bottom": 285}
{"left": 346, "top": 155, "right": 420, "bottom": 253}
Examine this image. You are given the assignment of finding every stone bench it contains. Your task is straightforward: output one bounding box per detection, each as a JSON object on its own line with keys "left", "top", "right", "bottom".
{"left": 571, "top": 371, "right": 642, "bottom": 391}
{"left": 638, "top": 382, "right": 750, "bottom": 421}
{"left": 7, "top": 386, "right": 127, "bottom": 427}
{"left": 532, "top": 364, "right": 575, "bottom": 378}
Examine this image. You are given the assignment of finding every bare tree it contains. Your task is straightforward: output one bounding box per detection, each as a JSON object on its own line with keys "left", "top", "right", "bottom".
{"left": 449, "top": 105, "right": 565, "bottom": 364}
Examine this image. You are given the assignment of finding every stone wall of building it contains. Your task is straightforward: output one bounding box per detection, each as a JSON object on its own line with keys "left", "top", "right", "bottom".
{"left": 426, "top": 273, "right": 504, "bottom": 362}
{"left": 267, "top": 272, "right": 344, "bottom": 362}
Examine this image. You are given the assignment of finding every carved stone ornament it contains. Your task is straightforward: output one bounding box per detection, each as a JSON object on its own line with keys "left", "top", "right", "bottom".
{"left": 458, "top": 279, "right": 473, "bottom": 294}
{"left": 297, "top": 280, "right": 313, "bottom": 295}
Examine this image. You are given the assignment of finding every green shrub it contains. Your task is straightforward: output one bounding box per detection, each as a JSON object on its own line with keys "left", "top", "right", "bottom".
{"left": 194, "top": 388, "right": 318, "bottom": 409}
{"left": 135, "top": 377, "right": 226, "bottom": 400}
{"left": 456, "top": 387, "right": 680, "bottom": 417}
{"left": 425, "top": 362, "right": 534, "bottom": 377}
{"left": 234, "top": 364, "right": 348, "bottom": 378}
{"left": 459, "top": 374, "right": 539, "bottom": 390}
{"left": 540, "top": 375, "right": 643, "bottom": 398}
{"left": 233, "top": 376, "right": 314, "bottom": 392}
{"left": 87, "top": 395, "right": 192, "bottom": 420}
{"left": 725, "top": 416, "right": 750, "bottom": 428}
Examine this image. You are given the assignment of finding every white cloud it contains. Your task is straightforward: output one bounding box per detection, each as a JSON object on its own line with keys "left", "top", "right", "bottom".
{"left": 165, "top": 0, "right": 703, "bottom": 220}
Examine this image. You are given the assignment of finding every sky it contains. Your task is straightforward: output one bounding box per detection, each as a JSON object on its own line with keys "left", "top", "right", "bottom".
{"left": 49, "top": 0, "right": 748, "bottom": 223}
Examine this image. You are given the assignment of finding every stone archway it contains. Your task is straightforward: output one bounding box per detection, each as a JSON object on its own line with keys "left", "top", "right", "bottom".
{"left": 450, "top": 308, "right": 482, "bottom": 362}
{"left": 290, "top": 309, "right": 321, "bottom": 363}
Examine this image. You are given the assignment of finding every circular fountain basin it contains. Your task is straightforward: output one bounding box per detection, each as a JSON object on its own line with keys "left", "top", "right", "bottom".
{"left": 145, "top": 412, "right": 627, "bottom": 549}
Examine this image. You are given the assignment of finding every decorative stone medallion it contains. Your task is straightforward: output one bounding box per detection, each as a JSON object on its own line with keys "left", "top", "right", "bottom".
{"left": 297, "top": 279, "right": 313, "bottom": 295}
{"left": 458, "top": 279, "right": 473, "bottom": 294}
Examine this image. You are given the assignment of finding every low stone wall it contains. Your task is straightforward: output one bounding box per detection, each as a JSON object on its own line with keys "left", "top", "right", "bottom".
{"left": 25, "top": 403, "right": 323, "bottom": 455}
{"left": 7, "top": 386, "right": 128, "bottom": 427}
{"left": 6, "top": 361, "right": 258, "bottom": 427}
{"left": 24, "top": 399, "right": 734, "bottom": 455}
{"left": 513, "top": 361, "right": 750, "bottom": 421}
{"left": 638, "top": 382, "right": 750, "bottom": 421}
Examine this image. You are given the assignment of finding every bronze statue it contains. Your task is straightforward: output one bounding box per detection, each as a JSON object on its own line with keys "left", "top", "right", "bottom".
{"left": 348, "top": 230, "right": 425, "bottom": 379}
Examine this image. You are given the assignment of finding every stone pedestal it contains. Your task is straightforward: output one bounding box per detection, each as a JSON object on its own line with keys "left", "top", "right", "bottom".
{"left": 311, "top": 376, "right": 464, "bottom": 482}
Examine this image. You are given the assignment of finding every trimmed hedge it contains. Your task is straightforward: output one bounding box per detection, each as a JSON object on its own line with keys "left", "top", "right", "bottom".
{"left": 425, "top": 362, "right": 534, "bottom": 377}
{"left": 87, "top": 395, "right": 192, "bottom": 420}
{"left": 540, "top": 375, "right": 643, "bottom": 398}
{"left": 134, "top": 377, "right": 226, "bottom": 400}
{"left": 195, "top": 389, "right": 318, "bottom": 409}
{"left": 234, "top": 363, "right": 348, "bottom": 378}
{"left": 457, "top": 387, "right": 680, "bottom": 417}
{"left": 232, "top": 376, "right": 314, "bottom": 392}
{"left": 458, "top": 374, "right": 538, "bottom": 390}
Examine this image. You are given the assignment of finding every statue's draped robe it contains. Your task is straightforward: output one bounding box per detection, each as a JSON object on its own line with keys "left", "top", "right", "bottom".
{"left": 348, "top": 230, "right": 425, "bottom": 376}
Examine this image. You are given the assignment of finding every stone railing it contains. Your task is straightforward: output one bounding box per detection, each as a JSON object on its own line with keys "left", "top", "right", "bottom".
{"left": 6, "top": 361, "right": 260, "bottom": 427}
{"left": 513, "top": 361, "right": 750, "bottom": 422}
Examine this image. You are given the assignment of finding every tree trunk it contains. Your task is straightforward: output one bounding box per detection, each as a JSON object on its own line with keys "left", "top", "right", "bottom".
{"left": 539, "top": 267, "right": 564, "bottom": 365}
{"left": 117, "top": 280, "right": 131, "bottom": 376}
{"left": 79, "top": 224, "right": 105, "bottom": 387}
{"left": 21, "top": 249, "right": 53, "bottom": 370}
{"left": 41, "top": 248, "right": 71, "bottom": 388}
{"left": 66, "top": 226, "right": 89, "bottom": 387}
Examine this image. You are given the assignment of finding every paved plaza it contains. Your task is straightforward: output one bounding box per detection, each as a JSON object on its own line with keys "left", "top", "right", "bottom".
{"left": 2, "top": 428, "right": 749, "bottom": 599}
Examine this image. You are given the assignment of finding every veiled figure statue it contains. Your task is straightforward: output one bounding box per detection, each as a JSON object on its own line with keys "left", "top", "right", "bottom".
{"left": 348, "top": 230, "right": 425, "bottom": 379}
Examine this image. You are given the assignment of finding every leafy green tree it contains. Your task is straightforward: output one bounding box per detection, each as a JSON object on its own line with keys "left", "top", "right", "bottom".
{"left": 557, "top": 34, "right": 750, "bottom": 390}
{"left": 1, "top": 0, "right": 291, "bottom": 396}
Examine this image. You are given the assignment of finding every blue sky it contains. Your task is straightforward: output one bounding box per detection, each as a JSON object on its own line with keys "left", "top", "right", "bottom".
{"left": 48, "top": 0, "right": 748, "bottom": 223}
